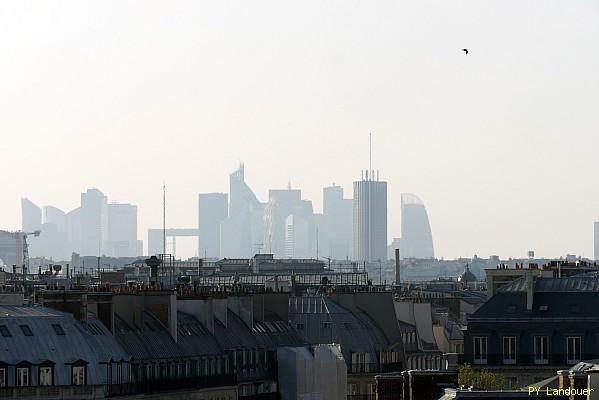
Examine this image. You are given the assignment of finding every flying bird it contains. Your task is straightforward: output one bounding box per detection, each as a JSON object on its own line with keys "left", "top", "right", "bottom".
{"left": 462, "top": 48, "right": 469, "bottom": 55}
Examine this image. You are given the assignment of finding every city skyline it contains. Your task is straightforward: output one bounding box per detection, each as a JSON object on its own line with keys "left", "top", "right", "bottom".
{"left": 16, "top": 164, "right": 599, "bottom": 262}
{"left": 2, "top": 1, "right": 598, "bottom": 259}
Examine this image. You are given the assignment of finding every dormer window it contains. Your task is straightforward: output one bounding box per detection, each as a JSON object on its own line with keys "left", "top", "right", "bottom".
{"left": 16, "top": 363, "right": 31, "bottom": 387}
{"left": 67, "top": 360, "right": 88, "bottom": 386}
{"left": 39, "top": 364, "right": 54, "bottom": 386}
{"left": 72, "top": 366, "right": 86, "bottom": 385}
{"left": 0, "top": 364, "right": 6, "bottom": 387}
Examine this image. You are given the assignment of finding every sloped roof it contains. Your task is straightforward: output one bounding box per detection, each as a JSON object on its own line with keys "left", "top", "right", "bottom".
{"left": 500, "top": 276, "right": 599, "bottom": 293}
{"left": 0, "top": 305, "right": 127, "bottom": 385}
{"left": 114, "top": 312, "right": 183, "bottom": 360}
{"left": 290, "top": 296, "right": 392, "bottom": 366}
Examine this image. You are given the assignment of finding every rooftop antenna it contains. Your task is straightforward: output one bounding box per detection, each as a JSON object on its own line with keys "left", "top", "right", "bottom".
{"left": 369, "top": 132, "right": 372, "bottom": 180}
{"left": 163, "top": 183, "right": 166, "bottom": 256}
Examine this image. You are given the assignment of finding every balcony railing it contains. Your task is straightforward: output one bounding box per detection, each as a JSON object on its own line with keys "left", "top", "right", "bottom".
{"left": 106, "top": 374, "right": 237, "bottom": 397}
{"left": 462, "top": 353, "right": 589, "bottom": 367}
{"left": 349, "top": 362, "right": 404, "bottom": 375}
{"left": 240, "top": 393, "right": 281, "bottom": 400}
{"left": 0, "top": 385, "right": 103, "bottom": 399}
{"left": 347, "top": 395, "right": 376, "bottom": 400}
{"left": 237, "top": 365, "right": 277, "bottom": 382}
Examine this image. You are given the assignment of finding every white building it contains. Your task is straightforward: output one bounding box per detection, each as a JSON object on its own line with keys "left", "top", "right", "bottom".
{"left": 323, "top": 184, "right": 352, "bottom": 260}
{"left": 106, "top": 203, "right": 138, "bottom": 257}
{"left": 80, "top": 189, "right": 108, "bottom": 256}
{"left": 285, "top": 214, "right": 311, "bottom": 258}
{"left": 198, "top": 193, "right": 228, "bottom": 258}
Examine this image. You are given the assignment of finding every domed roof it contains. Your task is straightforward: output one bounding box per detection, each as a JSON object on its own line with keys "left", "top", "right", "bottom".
{"left": 458, "top": 264, "right": 477, "bottom": 283}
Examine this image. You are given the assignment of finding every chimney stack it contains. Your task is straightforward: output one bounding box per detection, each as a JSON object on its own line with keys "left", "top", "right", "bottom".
{"left": 394, "top": 249, "right": 401, "bottom": 284}
{"left": 525, "top": 271, "right": 535, "bottom": 311}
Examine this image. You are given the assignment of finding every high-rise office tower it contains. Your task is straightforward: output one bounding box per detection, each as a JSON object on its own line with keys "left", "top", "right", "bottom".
{"left": 198, "top": 193, "right": 228, "bottom": 258}
{"left": 21, "top": 198, "right": 41, "bottom": 232}
{"left": 34, "top": 205, "right": 69, "bottom": 260}
{"left": 353, "top": 170, "right": 387, "bottom": 262}
{"left": 400, "top": 193, "right": 434, "bottom": 259}
{"left": 220, "top": 164, "right": 264, "bottom": 258}
{"left": 594, "top": 222, "right": 599, "bottom": 261}
{"left": 66, "top": 207, "right": 82, "bottom": 254}
{"left": 323, "top": 184, "right": 352, "bottom": 259}
{"left": 264, "top": 188, "right": 314, "bottom": 258}
{"left": 285, "top": 214, "right": 310, "bottom": 258}
{"left": 107, "top": 203, "right": 138, "bottom": 257}
{"left": 80, "top": 189, "right": 108, "bottom": 256}
{"left": 43, "top": 206, "right": 67, "bottom": 233}
{"left": 229, "top": 163, "right": 261, "bottom": 218}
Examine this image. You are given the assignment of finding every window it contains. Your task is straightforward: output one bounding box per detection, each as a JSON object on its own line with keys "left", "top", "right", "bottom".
{"left": 39, "top": 366, "right": 53, "bottom": 386}
{"left": 567, "top": 337, "right": 582, "bottom": 364}
{"left": 347, "top": 383, "right": 358, "bottom": 396}
{"left": 0, "top": 325, "right": 11, "bottom": 337}
{"left": 16, "top": 367, "right": 29, "bottom": 387}
{"left": 534, "top": 336, "right": 549, "bottom": 364}
{"left": 52, "top": 324, "right": 65, "bottom": 336}
{"left": 539, "top": 305, "right": 549, "bottom": 312}
{"left": 296, "top": 323, "right": 304, "bottom": 330}
{"left": 321, "top": 322, "right": 332, "bottom": 329}
{"left": 351, "top": 352, "right": 370, "bottom": 373}
{"left": 473, "top": 336, "right": 488, "bottom": 364}
{"left": 0, "top": 367, "right": 5, "bottom": 387}
{"left": 19, "top": 325, "right": 33, "bottom": 336}
{"left": 72, "top": 366, "right": 85, "bottom": 385}
{"left": 503, "top": 336, "right": 517, "bottom": 364}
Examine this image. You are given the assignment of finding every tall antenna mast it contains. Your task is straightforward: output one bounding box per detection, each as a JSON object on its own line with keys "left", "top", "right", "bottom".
{"left": 316, "top": 227, "right": 319, "bottom": 259}
{"left": 162, "top": 183, "right": 166, "bottom": 255}
{"left": 369, "top": 132, "right": 372, "bottom": 180}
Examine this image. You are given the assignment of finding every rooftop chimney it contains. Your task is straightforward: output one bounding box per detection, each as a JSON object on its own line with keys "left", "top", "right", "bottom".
{"left": 525, "top": 271, "right": 535, "bottom": 311}
{"left": 394, "top": 249, "right": 401, "bottom": 284}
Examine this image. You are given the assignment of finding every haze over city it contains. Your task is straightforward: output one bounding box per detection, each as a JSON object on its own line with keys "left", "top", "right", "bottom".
{"left": 2, "top": 1, "right": 598, "bottom": 259}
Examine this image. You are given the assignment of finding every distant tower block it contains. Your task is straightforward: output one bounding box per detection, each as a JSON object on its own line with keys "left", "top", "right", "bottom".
{"left": 528, "top": 250, "right": 535, "bottom": 259}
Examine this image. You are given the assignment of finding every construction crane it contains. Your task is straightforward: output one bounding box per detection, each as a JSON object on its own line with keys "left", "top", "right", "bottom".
{"left": 15, "top": 230, "right": 41, "bottom": 289}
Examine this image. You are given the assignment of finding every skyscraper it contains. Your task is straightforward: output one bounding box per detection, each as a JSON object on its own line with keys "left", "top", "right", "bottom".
{"left": 264, "top": 188, "right": 314, "bottom": 258}
{"left": 352, "top": 170, "right": 387, "bottom": 262}
{"left": 21, "top": 198, "right": 41, "bottom": 232}
{"left": 106, "top": 203, "right": 138, "bottom": 257}
{"left": 80, "top": 188, "right": 108, "bottom": 256}
{"left": 43, "top": 206, "right": 67, "bottom": 233}
{"left": 400, "top": 193, "right": 434, "bottom": 259}
{"left": 66, "top": 207, "right": 82, "bottom": 254}
{"left": 323, "top": 184, "right": 352, "bottom": 259}
{"left": 198, "top": 193, "right": 228, "bottom": 258}
{"left": 285, "top": 214, "right": 310, "bottom": 258}
{"left": 220, "top": 164, "right": 264, "bottom": 258}
{"left": 35, "top": 205, "right": 68, "bottom": 260}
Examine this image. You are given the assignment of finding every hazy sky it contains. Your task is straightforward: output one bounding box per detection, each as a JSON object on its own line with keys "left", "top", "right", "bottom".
{"left": 2, "top": 1, "right": 598, "bottom": 259}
